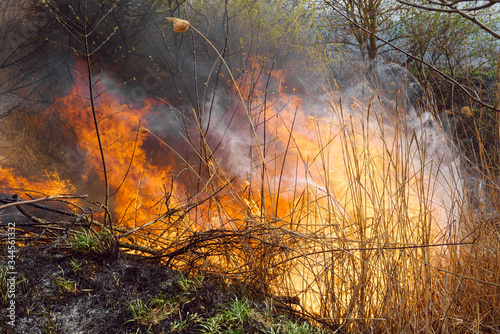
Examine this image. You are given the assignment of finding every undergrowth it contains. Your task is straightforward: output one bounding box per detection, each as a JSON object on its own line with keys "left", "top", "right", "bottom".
{"left": 126, "top": 274, "right": 328, "bottom": 334}
{"left": 69, "top": 227, "right": 116, "bottom": 255}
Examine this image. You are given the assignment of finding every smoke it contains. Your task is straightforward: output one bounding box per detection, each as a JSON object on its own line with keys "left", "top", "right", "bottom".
{"left": 200, "top": 96, "right": 253, "bottom": 177}
{"left": 205, "top": 55, "right": 465, "bottom": 230}
{"left": 0, "top": 0, "right": 469, "bottom": 233}
{"left": 340, "top": 59, "right": 465, "bottom": 230}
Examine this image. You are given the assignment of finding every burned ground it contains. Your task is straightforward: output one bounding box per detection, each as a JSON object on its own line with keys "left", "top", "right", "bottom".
{"left": 0, "top": 245, "right": 326, "bottom": 334}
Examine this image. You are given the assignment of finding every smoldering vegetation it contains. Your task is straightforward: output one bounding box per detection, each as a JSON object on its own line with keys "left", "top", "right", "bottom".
{"left": 1, "top": 1, "right": 500, "bottom": 333}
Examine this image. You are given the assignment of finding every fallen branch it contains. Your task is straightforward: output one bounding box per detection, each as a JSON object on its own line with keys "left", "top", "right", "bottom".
{"left": 0, "top": 198, "right": 77, "bottom": 217}
{"left": 0, "top": 195, "right": 88, "bottom": 211}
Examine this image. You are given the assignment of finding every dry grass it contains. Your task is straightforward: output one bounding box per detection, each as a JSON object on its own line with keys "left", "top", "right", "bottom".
{"left": 1, "top": 47, "right": 499, "bottom": 334}
{"left": 104, "top": 67, "right": 500, "bottom": 332}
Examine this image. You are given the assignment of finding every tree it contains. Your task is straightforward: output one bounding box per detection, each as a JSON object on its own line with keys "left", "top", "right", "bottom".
{"left": 0, "top": 0, "right": 68, "bottom": 117}
{"left": 386, "top": 3, "right": 499, "bottom": 111}
{"left": 394, "top": 0, "right": 500, "bottom": 168}
{"left": 323, "top": 0, "right": 403, "bottom": 61}
{"left": 397, "top": 0, "right": 500, "bottom": 40}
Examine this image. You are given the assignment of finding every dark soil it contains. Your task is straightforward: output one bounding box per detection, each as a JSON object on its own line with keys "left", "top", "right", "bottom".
{"left": 0, "top": 246, "right": 274, "bottom": 334}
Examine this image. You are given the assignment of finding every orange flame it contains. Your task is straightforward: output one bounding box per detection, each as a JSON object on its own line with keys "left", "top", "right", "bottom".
{"left": 45, "top": 77, "right": 182, "bottom": 229}
{"left": 0, "top": 167, "right": 75, "bottom": 195}
{"left": 1, "top": 60, "right": 461, "bottom": 319}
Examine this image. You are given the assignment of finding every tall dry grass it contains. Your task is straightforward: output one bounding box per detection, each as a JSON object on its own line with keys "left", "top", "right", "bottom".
{"left": 115, "top": 58, "right": 500, "bottom": 333}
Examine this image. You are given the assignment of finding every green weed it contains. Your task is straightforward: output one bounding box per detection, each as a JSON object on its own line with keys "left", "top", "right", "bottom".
{"left": 126, "top": 296, "right": 179, "bottom": 329}
{"left": 0, "top": 266, "right": 28, "bottom": 304}
{"left": 69, "top": 228, "right": 115, "bottom": 255}
{"left": 54, "top": 266, "right": 77, "bottom": 294}
{"left": 171, "top": 312, "right": 200, "bottom": 332}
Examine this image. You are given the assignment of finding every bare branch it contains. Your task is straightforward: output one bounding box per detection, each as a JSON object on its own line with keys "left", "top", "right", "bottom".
{"left": 397, "top": 0, "right": 500, "bottom": 39}
{"left": 0, "top": 195, "right": 88, "bottom": 211}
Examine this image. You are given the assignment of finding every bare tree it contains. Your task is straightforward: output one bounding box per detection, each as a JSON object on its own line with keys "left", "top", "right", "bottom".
{"left": 0, "top": 0, "right": 68, "bottom": 117}
{"left": 323, "top": 0, "right": 403, "bottom": 60}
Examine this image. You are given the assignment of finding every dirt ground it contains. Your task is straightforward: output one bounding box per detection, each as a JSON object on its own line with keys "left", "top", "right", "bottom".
{"left": 0, "top": 246, "right": 256, "bottom": 334}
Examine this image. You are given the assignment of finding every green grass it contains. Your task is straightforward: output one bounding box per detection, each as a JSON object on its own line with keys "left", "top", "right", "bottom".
{"left": 0, "top": 266, "right": 28, "bottom": 304}
{"left": 54, "top": 266, "right": 77, "bottom": 294}
{"left": 126, "top": 293, "right": 181, "bottom": 329}
{"left": 171, "top": 312, "right": 201, "bottom": 332}
{"left": 175, "top": 274, "right": 204, "bottom": 293}
{"left": 124, "top": 276, "right": 326, "bottom": 333}
{"left": 69, "top": 228, "right": 115, "bottom": 255}
{"left": 40, "top": 307, "right": 63, "bottom": 334}
{"left": 222, "top": 297, "right": 252, "bottom": 326}
{"left": 69, "top": 258, "right": 82, "bottom": 273}
{"left": 199, "top": 313, "right": 224, "bottom": 334}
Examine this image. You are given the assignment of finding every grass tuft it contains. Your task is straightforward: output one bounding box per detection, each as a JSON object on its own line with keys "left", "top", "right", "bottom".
{"left": 69, "top": 228, "right": 115, "bottom": 255}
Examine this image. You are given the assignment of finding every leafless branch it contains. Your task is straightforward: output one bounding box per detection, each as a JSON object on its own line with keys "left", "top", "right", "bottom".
{"left": 0, "top": 194, "right": 88, "bottom": 211}
{"left": 397, "top": 0, "right": 500, "bottom": 39}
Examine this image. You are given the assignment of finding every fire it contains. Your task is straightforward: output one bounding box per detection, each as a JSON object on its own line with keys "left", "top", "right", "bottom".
{"left": 214, "top": 65, "right": 460, "bottom": 315}
{"left": 0, "top": 167, "right": 74, "bottom": 195}
{"left": 1, "top": 70, "right": 185, "bottom": 241}
{"left": 1, "top": 61, "right": 461, "bottom": 321}
{"left": 45, "top": 77, "right": 186, "bottom": 234}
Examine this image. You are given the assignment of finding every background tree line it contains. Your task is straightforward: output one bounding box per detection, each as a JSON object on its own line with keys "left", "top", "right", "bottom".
{"left": 1, "top": 0, "right": 499, "bottom": 172}
{"left": 2, "top": 0, "right": 498, "bottom": 108}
